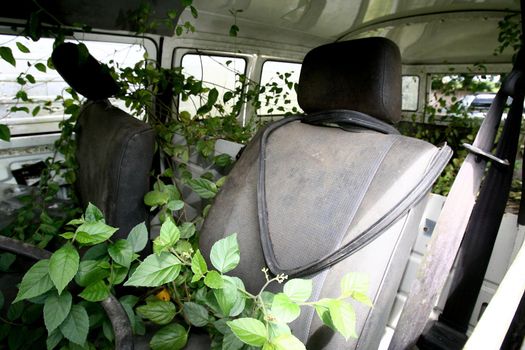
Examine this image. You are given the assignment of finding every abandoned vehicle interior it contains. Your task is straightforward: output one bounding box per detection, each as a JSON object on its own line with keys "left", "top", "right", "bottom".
{"left": 0, "top": 0, "right": 524, "bottom": 349}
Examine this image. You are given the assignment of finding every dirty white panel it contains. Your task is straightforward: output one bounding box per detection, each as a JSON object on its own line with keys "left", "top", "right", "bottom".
{"left": 384, "top": 194, "right": 520, "bottom": 342}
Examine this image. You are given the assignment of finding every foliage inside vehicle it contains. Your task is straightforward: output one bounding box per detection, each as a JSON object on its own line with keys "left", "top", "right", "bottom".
{"left": 0, "top": 1, "right": 522, "bottom": 349}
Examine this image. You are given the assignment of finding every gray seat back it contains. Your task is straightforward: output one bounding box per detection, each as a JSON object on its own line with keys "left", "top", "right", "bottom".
{"left": 74, "top": 101, "right": 155, "bottom": 238}
{"left": 52, "top": 43, "right": 155, "bottom": 239}
{"left": 200, "top": 37, "right": 450, "bottom": 349}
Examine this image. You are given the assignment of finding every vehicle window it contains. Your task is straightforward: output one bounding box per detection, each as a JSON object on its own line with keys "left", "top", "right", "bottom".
{"left": 259, "top": 60, "right": 302, "bottom": 115}
{"left": 0, "top": 34, "right": 146, "bottom": 135}
{"left": 402, "top": 75, "right": 419, "bottom": 111}
{"left": 179, "top": 54, "right": 246, "bottom": 117}
{"left": 429, "top": 73, "right": 501, "bottom": 118}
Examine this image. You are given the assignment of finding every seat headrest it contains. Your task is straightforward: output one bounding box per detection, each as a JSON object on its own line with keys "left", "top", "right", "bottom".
{"left": 297, "top": 37, "right": 402, "bottom": 124}
{"left": 52, "top": 43, "right": 119, "bottom": 100}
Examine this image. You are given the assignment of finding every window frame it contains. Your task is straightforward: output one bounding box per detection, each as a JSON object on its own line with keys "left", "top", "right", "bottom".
{"left": 401, "top": 75, "right": 420, "bottom": 112}
{"left": 173, "top": 49, "right": 251, "bottom": 119}
{"left": 0, "top": 28, "right": 158, "bottom": 137}
{"left": 258, "top": 58, "right": 302, "bottom": 117}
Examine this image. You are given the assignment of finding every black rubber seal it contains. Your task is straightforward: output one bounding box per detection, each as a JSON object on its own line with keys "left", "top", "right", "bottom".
{"left": 257, "top": 111, "right": 452, "bottom": 277}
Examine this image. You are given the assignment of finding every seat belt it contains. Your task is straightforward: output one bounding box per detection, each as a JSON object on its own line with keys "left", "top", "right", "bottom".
{"left": 388, "top": 48, "right": 525, "bottom": 349}
{"left": 419, "top": 74, "right": 525, "bottom": 349}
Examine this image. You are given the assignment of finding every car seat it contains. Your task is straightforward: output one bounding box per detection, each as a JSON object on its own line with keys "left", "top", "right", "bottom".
{"left": 197, "top": 37, "right": 452, "bottom": 349}
{"left": 52, "top": 43, "right": 155, "bottom": 240}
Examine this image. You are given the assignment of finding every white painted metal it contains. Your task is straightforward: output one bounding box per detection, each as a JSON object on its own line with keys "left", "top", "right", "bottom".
{"left": 464, "top": 231, "right": 525, "bottom": 349}
{"left": 380, "top": 195, "right": 522, "bottom": 349}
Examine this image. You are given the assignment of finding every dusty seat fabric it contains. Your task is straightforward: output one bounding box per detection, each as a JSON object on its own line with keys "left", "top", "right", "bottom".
{"left": 199, "top": 37, "right": 451, "bottom": 349}
{"left": 74, "top": 100, "right": 155, "bottom": 238}
{"left": 52, "top": 43, "right": 155, "bottom": 239}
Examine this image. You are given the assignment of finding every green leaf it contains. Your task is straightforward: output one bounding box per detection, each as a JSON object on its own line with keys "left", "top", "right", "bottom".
{"left": 283, "top": 279, "right": 312, "bottom": 303}
{"left": 46, "top": 328, "right": 63, "bottom": 350}
{"left": 47, "top": 57, "right": 54, "bottom": 69}
{"left": 191, "top": 249, "right": 208, "bottom": 282}
{"left": 214, "top": 154, "right": 232, "bottom": 167}
{"left": 351, "top": 291, "right": 373, "bottom": 307}
{"left": 167, "top": 200, "right": 184, "bottom": 211}
{"left": 181, "top": 0, "right": 192, "bottom": 6}
{"left": 180, "top": 222, "right": 196, "bottom": 239}
{"left": 227, "top": 318, "right": 267, "bottom": 347}
{"left": 127, "top": 222, "right": 148, "bottom": 252}
{"left": 270, "top": 293, "right": 300, "bottom": 323}
{"left": 59, "top": 304, "right": 89, "bottom": 345}
{"left": 228, "top": 277, "right": 247, "bottom": 317}
{"left": 340, "top": 273, "right": 373, "bottom": 306}
{"left": 144, "top": 190, "right": 169, "bottom": 206}
{"left": 108, "top": 239, "right": 134, "bottom": 268}
{"left": 223, "top": 327, "right": 245, "bottom": 350}
{"left": 120, "top": 295, "right": 144, "bottom": 335}
{"left": 79, "top": 280, "right": 110, "bottom": 302}
{"left": 204, "top": 270, "right": 223, "bottom": 289}
{"left": 213, "top": 276, "right": 245, "bottom": 317}
{"left": 268, "top": 322, "right": 291, "bottom": 339}
{"left": 208, "top": 88, "right": 219, "bottom": 105}
{"left": 223, "top": 91, "right": 233, "bottom": 103}
{"left": 49, "top": 243, "right": 79, "bottom": 294}
{"left": 137, "top": 300, "right": 176, "bottom": 325}
{"left": 103, "top": 319, "right": 114, "bottom": 342}
{"left": 67, "top": 218, "right": 85, "bottom": 226}
{"left": 314, "top": 299, "right": 336, "bottom": 332}
{"left": 0, "top": 252, "right": 16, "bottom": 271}
{"left": 0, "top": 291, "right": 3, "bottom": 309}
{"left": 124, "top": 252, "right": 181, "bottom": 287}
{"left": 15, "top": 42, "right": 30, "bottom": 53}
{"left": 85, "top": 202, "right": 104, "bottom": 222}
{"left": 77, "top": 43, "right": 89, "bottom": 63}
{"left": 328, "top": 300, "right": 357, "bottom": 340}
{"left": 0, "top": 124, "right": 10, "bottom": 142}
{"left": 75, "top": 221, "right": 118, "bottom": 245}
{"left": 186, "top": 178, "right": 218, "bottom": 199}
{"left": 109, "top": 264, "right": 129, "bottom": 285}
{"left": 153, "top": 220, "right": 180, "bottom": 254}
{"left": 26, "top": 73, "right": 35, "bottom": 83}
{"left": 75, "top": 259, "right": 110, "bottom": 287}
{"left": 190, "top": 6, "right": 198, "bottom": 18}
{"left": 263, "top": 342, "right": 277, "bottom": 350}
{"left": 183, "top": 302, "right": 209, "bottom": 327}
{"left": 229, "top": 24, "right": 239, "bottom": 37}
{"left": 14, "top": 259, "right": 54, "bottom": 302}
{"left": 167, "top": 9, "right": 178, "bottom": 19}
{"left": 0, "top": 47, "right": 15, "bottom": 66}
{"left": 210, "top": 233, "right": 240, "bottom": 273}
{"left": 7, "top": 301, "right": 24, "bottom": 320}
{"left": 32, "top": 105, "right": 41, "bottom": 116}
{"left": 44, "top": 291, "right": 72, "bottom": 333}
{"left": 272, "top": 334, "right": 306, "bottom": 350}
{"left": 150, "top": 323, "right": 188, "bottom": 350}
{"left": 35, "top": 62, "right": 47, "bottom": 72}
{"left": 175, "top": 240, "right": 193, "bottom": 255}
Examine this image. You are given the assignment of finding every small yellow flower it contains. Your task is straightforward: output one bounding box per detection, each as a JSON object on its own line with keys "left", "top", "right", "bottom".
{"left": 155, "top": 288, "right": 171, "bottom": 301}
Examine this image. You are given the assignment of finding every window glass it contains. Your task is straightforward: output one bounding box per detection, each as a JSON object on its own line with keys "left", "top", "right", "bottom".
{"left": 0, "top": 34, "right": 146, "bottom": 135}
{"left": 402, "top": 75, "right": 419, "bottom": 111}
{"left": 259, "top": 61, "right": 301, "bottom": 115}
{"left": 428, "top": 73, "right": 501, "bottom": 118}
{"left": 179, "top": 54, "right": 246, "bottom": 117}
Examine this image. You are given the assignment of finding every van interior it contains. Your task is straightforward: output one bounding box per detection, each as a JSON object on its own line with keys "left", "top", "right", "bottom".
{"left": 0, "top": 1, "right": 524, "bottom": 349}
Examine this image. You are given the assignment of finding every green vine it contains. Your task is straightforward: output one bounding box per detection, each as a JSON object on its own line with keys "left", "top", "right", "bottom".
{"left": 2, "top": 3, "right": 522, "bottom": 349}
